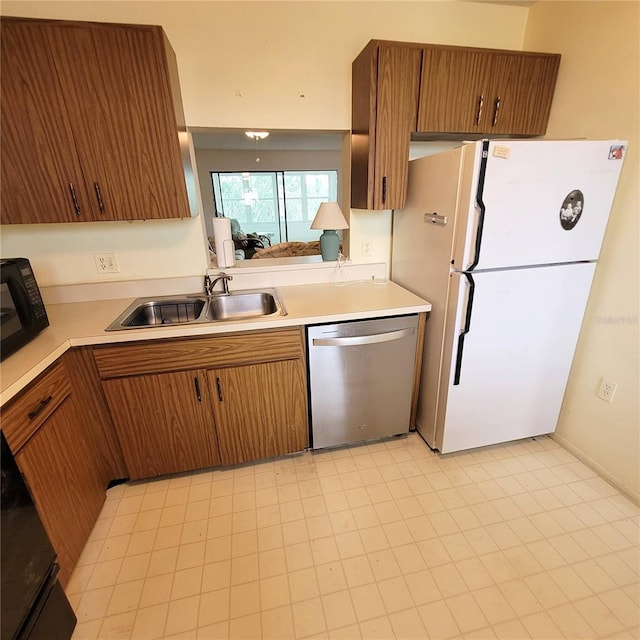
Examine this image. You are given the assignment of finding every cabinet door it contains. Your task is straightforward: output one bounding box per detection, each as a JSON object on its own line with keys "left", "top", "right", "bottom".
{"left": 15, "top": 396, "right": 105, "bottom": 586}
{"left": 0, "top": 20, "right": 94, "bottom": 224}
{"left": 488, "top": 53, "right": 560, "bottom": 135}
{"left": 418, "top": 46, "right": 559, "bottom": 136}
{"left": 209, "top": 360, "right": 308, "bottom": 466}
{"left": 418, "top": 48, "right": 492, "bottom": 133}
{"left": 351, "top": 42, "right": 422, "bottom": 211}
{"left": 1, "top": 18, "right": 190, "bottom": 224}
{"left": 103, "top": 369, "right": 219, "bottom": 480}
{"left": 46, "top": 22, "right": 190, "bottom": 221}
{"left": 373, "top": 45, "right": 422, "bottom": 209}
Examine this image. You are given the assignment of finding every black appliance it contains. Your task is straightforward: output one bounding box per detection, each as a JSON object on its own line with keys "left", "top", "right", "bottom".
{"left": 1, "top": 258, "right": 49, "bottom": 361}
{"left": 1, "top": 431, "right": 76, "bottom": 639}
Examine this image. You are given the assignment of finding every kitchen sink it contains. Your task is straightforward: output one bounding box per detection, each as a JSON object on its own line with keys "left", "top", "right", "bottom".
{"left": 105, "top": 289, "right": 286, "bottom": 331}
{"left": 206, "top": 292, "right": 279, "bottom": 321}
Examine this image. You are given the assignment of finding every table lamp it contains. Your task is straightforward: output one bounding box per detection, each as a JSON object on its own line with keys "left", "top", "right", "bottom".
{"left": 310, "top": 202, "right": 349, "bottom": 261}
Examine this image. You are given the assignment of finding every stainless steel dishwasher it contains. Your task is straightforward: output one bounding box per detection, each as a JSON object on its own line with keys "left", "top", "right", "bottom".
{"left": 307, "top": 315, "right": 419, "bottom": 449}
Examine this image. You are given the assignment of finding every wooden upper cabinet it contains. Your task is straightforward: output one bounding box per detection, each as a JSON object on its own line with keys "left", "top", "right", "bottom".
{"left": 351, "top": 41, "right": 422, "bottom": 210}
{"left": 418, "top": 45, "right": 560, "bottom": 136}
{"left": 418, "top": 48, "right": 493, "bottom": 133}
{"left": 0, "top": 20, "right": 93, "bottom": 223}
{"left": 350, "top": 40, "right": 559, "bottom": 211}
{"left": 487, "top": 52, "right": 560, "bottom": 135}
{"left": 0, "top": 17, "right": 191, "bottom": 224}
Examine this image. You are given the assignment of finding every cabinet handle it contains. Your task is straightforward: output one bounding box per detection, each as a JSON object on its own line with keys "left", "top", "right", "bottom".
{"left": 215, "top": 377, "right": 223, "bottom": 402}
{"left": 492, "top": 96, "right": 501, "bottom": 126}
{"left": 94, "top": 182, "right": 105, "bottom": 214}
{"left": 476, "top": 95, "right": 484, "bottom": 125}
{"left": 68, "top": 183, "right": 81, "bottom": 216}
{"left": 28, "top": 395, "right": 53, "bottom": 420}
{"left": 193, "top": 377, "right": 202, "bottom": 403}
{"left": 381, "top": 176, "right": 387, "bottom": 205}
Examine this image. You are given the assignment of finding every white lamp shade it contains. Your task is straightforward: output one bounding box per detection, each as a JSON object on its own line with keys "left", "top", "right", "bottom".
{"left": 310, "top": 202, "right": 349, "bottom": 230}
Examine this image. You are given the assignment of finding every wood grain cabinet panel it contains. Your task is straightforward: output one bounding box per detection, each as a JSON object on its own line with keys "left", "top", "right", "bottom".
{"left": 95, "top": 329, "right": 309, "bottom": 477}
{"left": 15, "top": 396, "right": 105, "bottom": 586}
{"left": 0, "top": 17, "right": 190, "bottom": 224}
{"left": 1, "top": 361, "right": 71, "bottom": 453}
{"left": 351, "top": 41, "right": 422, "bottom": 211}
{"left": 0, "top": 20, "right": 93, "bottom": 223}
{"left": 418, "top": 48, "right": 493, "bottom": 133}
{"left": 487, "top": 53, "right": 560, "bottom": 135}
{"left": 2, "top": 366, "right": 107, "bottom": 589}
{"left": 1, "top": 355, "right": 129, "bottom": 584}
{"left": 351, "top": 40, "right": 559, "bottom": 211}
{"left": 63, "top": 347, "right": 128, "bottom": 481}
{"left": 209, "top": 359, "right": 308, "bottom": 466}
{"left": 93, "top": 329, "right": 304, "bottom": 379}
{"left": 102, "top": 369, "right": 220, "bottom": 480}
{"left": 418, "top": 46, "right": 560, "bottom": 136}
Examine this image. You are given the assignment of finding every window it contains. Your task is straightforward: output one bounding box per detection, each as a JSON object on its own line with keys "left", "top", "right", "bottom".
{"left": 211, "top": 170, "right": 338, "bottom": 244}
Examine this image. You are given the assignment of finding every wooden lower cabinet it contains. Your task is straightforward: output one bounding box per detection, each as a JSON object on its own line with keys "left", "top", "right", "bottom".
{"left": 13, "top": 394, "right": 105, "bottom": 587}
{"left": 210, "top": 359, "right": 308, "bottom": 466}
{"left": 63, "top": 347, "right": 127, "bottom": 481}
{"left": 1, "top": 357, "right": 118, "bottom": 586}
{"left": 102, "top": 369, "right": 220, "bottom": 480}
{"left": 94, "top": 328, "right": 310, "bottom": 479}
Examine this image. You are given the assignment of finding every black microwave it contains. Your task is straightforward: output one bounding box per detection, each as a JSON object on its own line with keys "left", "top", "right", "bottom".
{"left": 1, "top": 258, "right": 49, "bottom": 360}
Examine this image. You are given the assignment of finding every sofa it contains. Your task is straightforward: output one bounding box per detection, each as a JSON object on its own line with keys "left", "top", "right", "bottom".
{"left": 252, "top": 241, "right": 321, "bottom": 259}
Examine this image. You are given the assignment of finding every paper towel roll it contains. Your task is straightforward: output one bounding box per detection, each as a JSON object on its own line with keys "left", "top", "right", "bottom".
{"left": 212, "top": 217, "right": 235, "bottom": 268}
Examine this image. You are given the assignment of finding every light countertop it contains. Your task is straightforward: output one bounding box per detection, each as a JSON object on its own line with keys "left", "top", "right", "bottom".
{"left": 0, "top": 280, "right": 430, "bottom": 406}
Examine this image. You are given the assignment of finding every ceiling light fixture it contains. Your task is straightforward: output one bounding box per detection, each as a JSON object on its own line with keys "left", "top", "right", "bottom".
{"left": 244, "top": 131, "right": 270, "bottom": 140}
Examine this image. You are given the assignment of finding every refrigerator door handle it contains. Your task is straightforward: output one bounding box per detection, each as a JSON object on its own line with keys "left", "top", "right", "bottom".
{"left": 424, "top": 212, "right": 448, "bottom": 226}
{"left": 453, "top": 272, "right": 475, "bottom": 386}
{"left": 468, "top": 140, "right": 490, "bottom": 270}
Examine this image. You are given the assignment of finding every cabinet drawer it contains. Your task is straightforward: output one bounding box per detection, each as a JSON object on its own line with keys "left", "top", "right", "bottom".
{"left": 2, "top": 361, "right": 72, "bottom": 453}
{"left": 93, "top": 328, "right": 305, "bottom": 378}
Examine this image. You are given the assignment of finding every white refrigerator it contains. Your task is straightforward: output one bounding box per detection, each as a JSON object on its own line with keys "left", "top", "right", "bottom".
{"left": 391, "top": 139, "right": 626, "bottom": 454}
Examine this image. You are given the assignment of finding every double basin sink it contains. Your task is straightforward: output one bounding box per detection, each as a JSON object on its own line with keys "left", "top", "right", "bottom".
{"left": 106, "top": 288, "right": 286, "bottom": 331}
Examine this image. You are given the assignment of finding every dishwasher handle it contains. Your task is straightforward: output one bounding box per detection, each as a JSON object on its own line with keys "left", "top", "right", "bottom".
{"left": 312, "top": 326, "right": 414, "bottom": 347}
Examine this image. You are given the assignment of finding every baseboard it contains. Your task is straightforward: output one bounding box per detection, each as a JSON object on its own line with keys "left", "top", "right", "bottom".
{"left": 551, "top": 432, "right": 640, "bottom": 506}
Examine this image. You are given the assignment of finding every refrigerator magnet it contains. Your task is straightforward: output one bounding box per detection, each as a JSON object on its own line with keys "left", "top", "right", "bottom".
{"left": 492, "top": 145, "right": 510, "bottom": 159}
{"left": 608, "top": 145, "right": 625, "bottom": 160}
{"left": 559, "top": 189, "right": 584, "bottom": 230}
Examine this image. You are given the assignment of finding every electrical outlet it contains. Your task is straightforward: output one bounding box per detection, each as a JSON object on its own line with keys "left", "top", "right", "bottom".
{"left": 362, "top": 238, "right": 373, "bottom": 257}
{"left": 94, "top": 253, "right": 119, "bottom": 274}
{"left": 597, "top": 377, "right": 617, "bottom": 403}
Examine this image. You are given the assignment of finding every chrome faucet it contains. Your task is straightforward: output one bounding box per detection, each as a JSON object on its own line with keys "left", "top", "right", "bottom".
{"left": 204, "top": 272, "right": 233, "bottom": 296}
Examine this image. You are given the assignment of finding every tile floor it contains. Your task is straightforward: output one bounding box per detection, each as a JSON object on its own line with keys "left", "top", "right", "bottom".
{"left": 66, "top": 433, "right": 640, "bottom": 639}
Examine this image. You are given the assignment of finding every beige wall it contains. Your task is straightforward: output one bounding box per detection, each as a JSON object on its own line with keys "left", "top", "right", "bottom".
{"left": 525, "top": 1, "right": 640, "bottom": 500}
{"left": 0, "top": 0, "right": 529, "bottom": 284}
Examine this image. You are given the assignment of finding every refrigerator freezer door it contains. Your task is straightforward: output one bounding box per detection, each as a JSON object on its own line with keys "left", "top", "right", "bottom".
{"left": 454, "top": 140, "right": 627, "bottom": 270}
{"left": 436, "top": 262, "right": 596, "bottom": 453}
